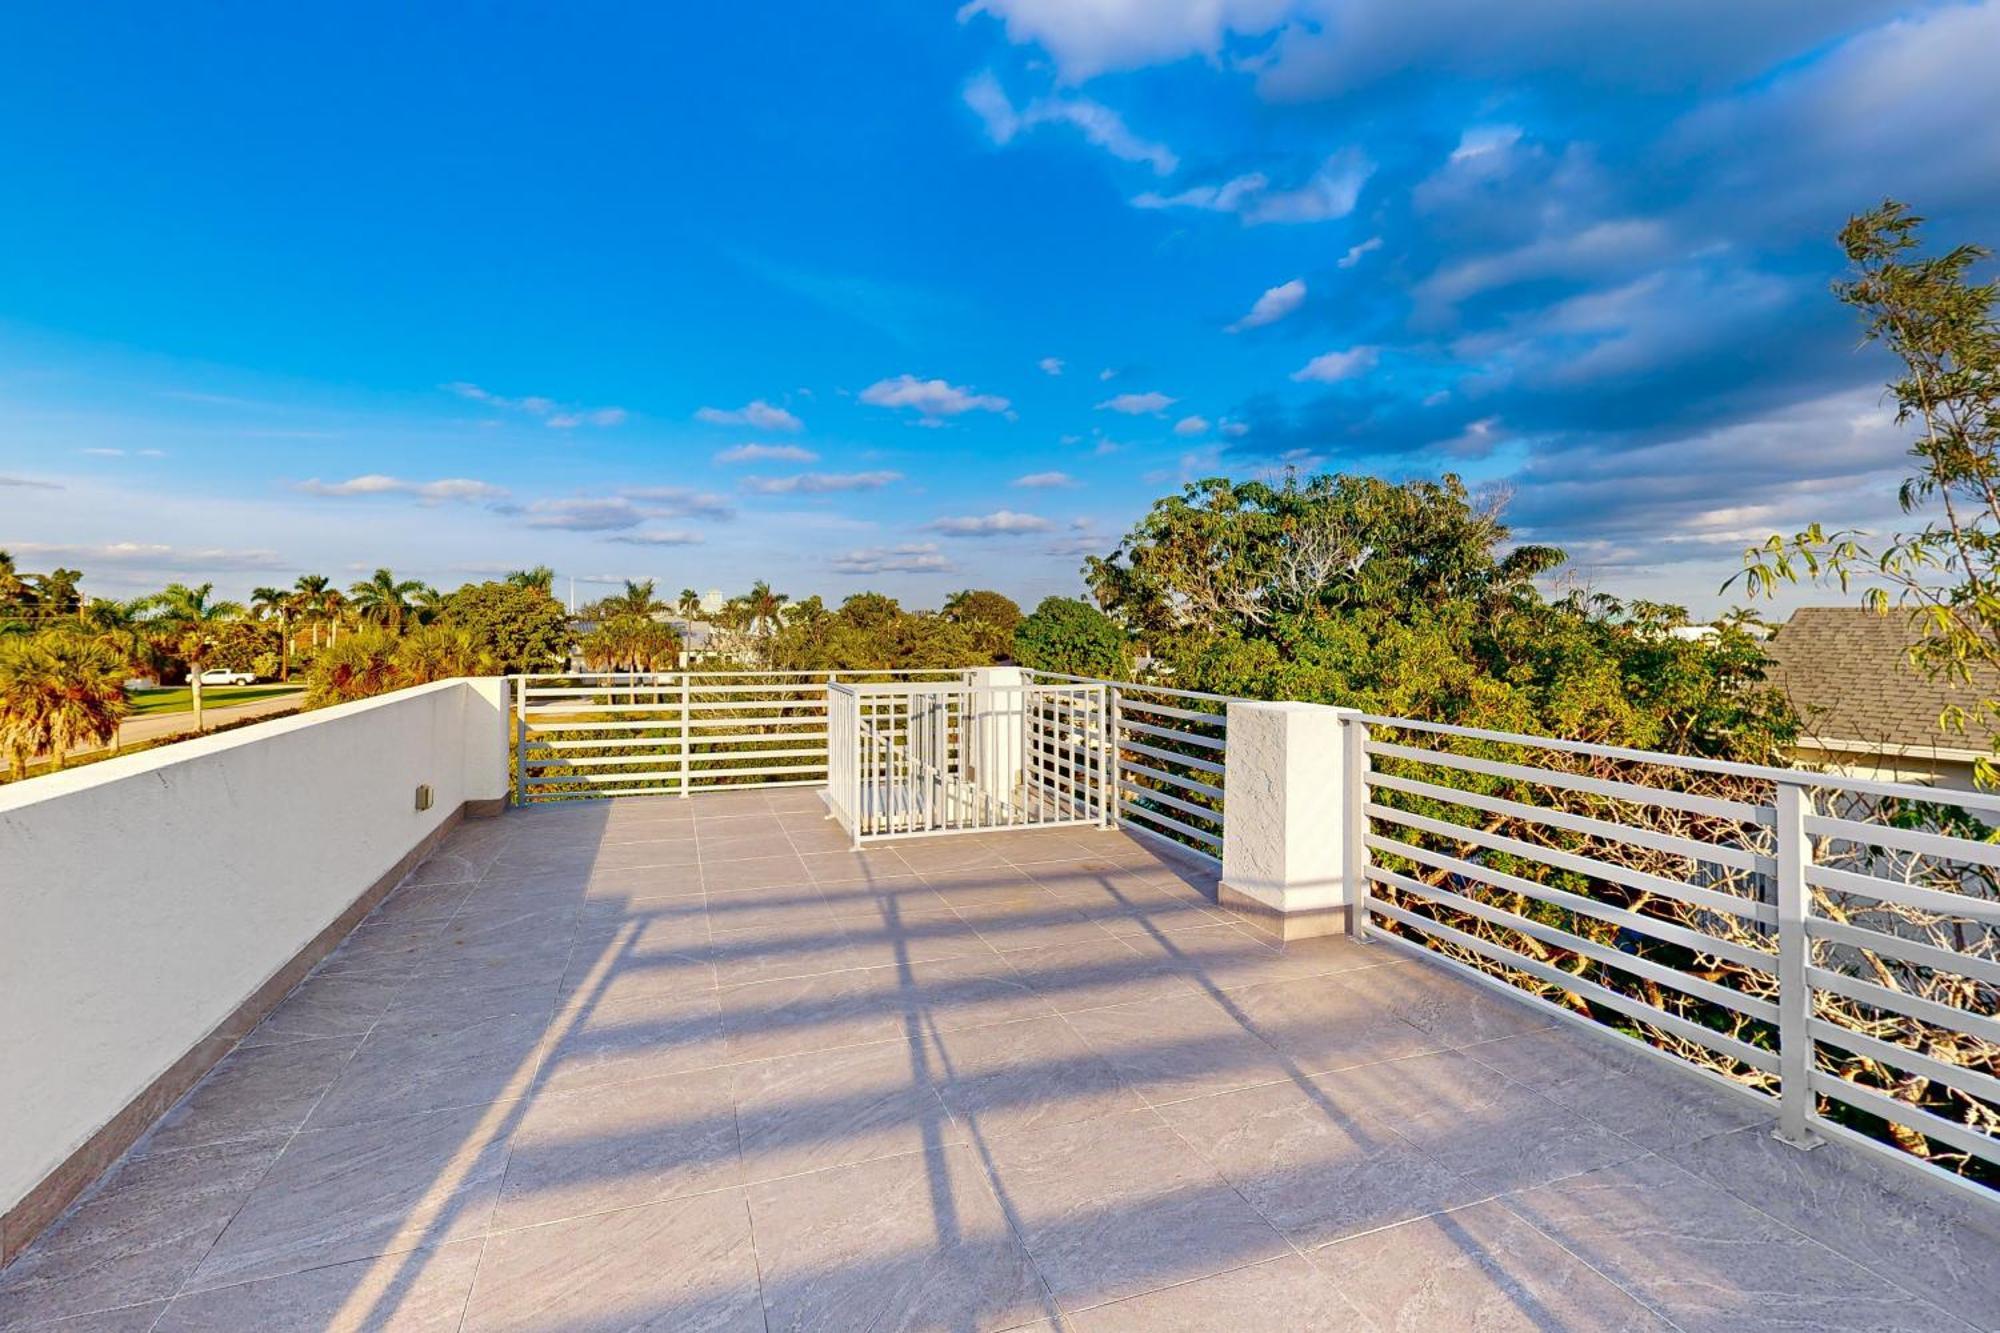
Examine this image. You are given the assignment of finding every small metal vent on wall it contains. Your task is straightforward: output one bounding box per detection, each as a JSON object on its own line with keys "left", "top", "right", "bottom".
{"left": 414, "top": 784, "right": 434, "bottom": 812}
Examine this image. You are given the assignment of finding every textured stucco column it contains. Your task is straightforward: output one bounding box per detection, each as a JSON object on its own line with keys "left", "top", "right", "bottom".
{"left": 1219, "top": 700, "right": 1354, "bottom": 940}
{"left": 459, "top": 677, "right": 513, "bottom": 815}
{"left": 967, "top": 667, "right": 1027, "bottom": 814}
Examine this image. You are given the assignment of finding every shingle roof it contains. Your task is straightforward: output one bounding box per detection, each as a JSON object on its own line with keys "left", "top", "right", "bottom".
{"left": 1763, "top": 607, "right": 1999, "bottom": 753}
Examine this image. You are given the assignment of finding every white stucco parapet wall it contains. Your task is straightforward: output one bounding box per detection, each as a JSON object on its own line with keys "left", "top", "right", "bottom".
{"left": 1218, "top": 699, "right": 1357, "bottom": 940}
{"left": 0, "top": 677, "right": 510, "bottom": 1224}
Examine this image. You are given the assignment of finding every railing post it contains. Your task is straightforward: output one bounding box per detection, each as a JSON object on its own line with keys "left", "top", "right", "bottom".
{"left": 1774, "top": 779, "right": 1823, "bottom": 1149}
{"left": 1100, "top": 683, "right": 1118, "bottom": 829}
{"left": 512, "top": 676, "right": 528, "bottom": 807}
{"left": 678, "top": 672, "right": 691, "bottom": 799}
{"left": 1343, "top": 715, "right": 1371, "bottom": 940}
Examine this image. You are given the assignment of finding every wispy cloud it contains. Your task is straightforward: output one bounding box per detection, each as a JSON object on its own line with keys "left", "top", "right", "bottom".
{"left": 860, "top": 375, "right": 1011, "bottom": 420}
{"left": 1096, "top": 391, "right": 1176, "bottom": 415}
{"left": 1133, "top": 150, "right": 1373, "bottom": 224}
{"left": 965, "top": 71, "right": 1178, "bottom": 175}
{"left": 1227, "top": 278, "right": 1306, "bottom": 332}
{"left": 714, "top": 443, "right": 818, "bottom": 464}
{"left": 1, "top": 475, "right": 62, "bottom": 490}
{"left": 4, "top": 540, "right": 284, "bottom": 571}
{"left": 1038, "top": 356, "right": 1064, "bottom": 376}
{"left": 618, "top": 486, "right": 736, "bottom": 518}
{"left": 1338, "top": 237, "right": 1383, "bottom": 269}
{"left": 927, "top": 509, "right": 1055, "bottom": 536}
{"left": 1173, "top": 415, "right": 1210, "bottom": 436}
{"left": 694, "top": 399, "right": 803, "bottom": 431}
{"left": 606, "top": 530, "right": 705, "bottom": 546}
{"left": 1013, "top": 471, "right": 1082, "bottom": 489}
{"left": 1292, "top": 347, "right": 1380, "bottom": 382}
{"left": 831, "top": 542, "right": 955, "bottom": 574}
{"left": 79, "top": 447, "right": 167, "bottom": 458}
{"left": 445, "top": 382, "right": 627, "bottom": 429}
{"left": 518, "top": 497, "right": 653, "bottom": 531}
{"left": 742, "top": 471, "right": 903, "bottom": 495}
{"left": 295, "top": 474, "right": 509, "bottom": 503}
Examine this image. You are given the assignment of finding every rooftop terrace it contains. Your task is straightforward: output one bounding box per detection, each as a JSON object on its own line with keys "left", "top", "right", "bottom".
{"left": 4, "top": 789, "right": 1995, "bottom": 1330}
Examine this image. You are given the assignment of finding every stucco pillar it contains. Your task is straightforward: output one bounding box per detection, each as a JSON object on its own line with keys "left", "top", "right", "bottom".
{"left": 459, "top": 677, "right": 513, "bottom": 815}
{"left": 1219, "top": 700, "right": 1356, "bottom": 940}
{"left": 966, "top": 667, "right": 1027, "bottom": 817}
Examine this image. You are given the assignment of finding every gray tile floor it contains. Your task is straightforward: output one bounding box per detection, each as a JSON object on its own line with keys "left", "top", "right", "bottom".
{"left": 5, "top": 790, "right": 1998, "bottom": 1331}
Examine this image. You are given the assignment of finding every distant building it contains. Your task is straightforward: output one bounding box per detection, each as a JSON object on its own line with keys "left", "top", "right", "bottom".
{"left": 1763, "top": 607, "right": 1997, "bottom": 790}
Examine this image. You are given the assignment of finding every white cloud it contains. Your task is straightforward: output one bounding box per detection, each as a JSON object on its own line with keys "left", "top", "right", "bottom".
{"left": 5, "top": 541, "right": 284, "bottom": 571}
{"left": 295, "top": 474, "right": 510, "bottom": 503}
{"left": 1173, "top": 415, "right": 1211, "bottom": 436}
{"left": 1219, "top": 419, "right": 1251, "bottom": 437}
{"left": 1, "top": 475, "right": 62, "bottom": 489}
{"left": 1133, "top": 150, "right": 1372, "bottom": 224}
{"left": 1226, "top": 278, "right": 1306, "bottom": 332}
{"left": 958, "top": 0, "right": 1296, "bottom": 81}
{"left": 831, "top": 542, "right": 956, "bottom": 575}
{"left": 1098, "top": 368, "right": 1117, "bottom": 381}
{"left": 1096, "top": 391, "right": 1176, "bottom": 415}
{"left": 964, "top": 71, "right": 1178, "bottom": 174}
{"left": 618, "top": 486, "right": 736, "bottom": 518}
{"left": 606, "top": 530, "right": 705, "bottom": 547}
{"left": 1013, "top": 471, "right": 1082, "bottom": 488}
{"left": 694, "top": 399, "right": 804, "bottom": 431}
{"left": 1415, "top": 217, "right": 1669, "bottom": 310}
{"left": 714, "top": 443, "right": 818, "bottom": 464}
{"left": 1292, "top": 346, "right": 1380, "bottom": 382}
{"left": 1451, "top": 124, "right": 1524, "bottom": 162}
{"left": 445, "top": 382, "right": 626, "bottom": 429}
{"left": 860, "top": 374, "right": 1011, "bottom": 418}
{"left": 927, "top": 509, "right": 1056, "bottom": 536}
{"left": 1038, "top": 356, "right": 1065, "bottom": 375}
{"left": 1338, "top": 236, "right": 1383, "bottom": 268}
{"left": 742, "top": 471, "right": 903, "bottom": 495}
{"left": 519, "top": 497, "right": 652, "bottom": 531}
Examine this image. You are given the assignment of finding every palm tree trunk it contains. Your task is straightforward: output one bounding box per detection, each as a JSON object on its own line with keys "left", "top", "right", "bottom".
{"left": 192, "top": 671, "right": 204, "bottom": 732}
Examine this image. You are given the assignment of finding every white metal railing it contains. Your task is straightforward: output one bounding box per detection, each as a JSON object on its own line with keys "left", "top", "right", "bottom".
{"left": 1025, "top": 670, "right": 1230, "bottom": 863}
{"left": 508, "top": 669, "right": 965, "bottom": 803}
{"left": 829, "top": 678, "right": 1112, "bottom": 845}
{"left": 1344, "top": 710, "right": 2000, "bottom": 1186}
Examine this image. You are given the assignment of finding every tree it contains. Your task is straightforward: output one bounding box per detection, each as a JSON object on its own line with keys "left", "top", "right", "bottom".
{"left": 392, "top": 624, "right": 499, "bottom": 684}
{"left": 1739, "top": 199, "right": 2000, "bottom": 777}
{"left": 506, "top": 566, "right": 556, "bottom": 595}
{"left": 0, "top": 631, "right": 129, "bottom": 776}
{"left": 439, "top": 580, "right": 571, "bottom": 673}
{"left": 578, "top": 615, "right": 681, "bottom": 672}
{"left": 303, "top": 631, "right": 400, "bottom": 708}
{"left": 348, "top": 568, "right": 427, "bottom": 633}
{"left": 142, "top": 582, "right": 243, "bottom": 732}
{"left": 0, "top": 551, "right": 27, "bottom": 607}
{"left": 678, "top": 588, "right": 702, "bottom": 619}
{"left": 1013, "top": 597, "right": 1132, "bottom": 680}
{"left": 943, "top": 589, "right": 1024, "bottom": 658}
{"left": 837, "top": 592, "right": 901, "bottom": 632}
{"left": 743, "top": 580, "right": 788, "bottom": 635}
{"left": 293, "top": 574, "right": 335, "bottom": 648}
{"left": 250, "top": 586, "right": 297, "bottom": 680}
{"left": 33, "top": 568, "right": 84, "bottom": 622}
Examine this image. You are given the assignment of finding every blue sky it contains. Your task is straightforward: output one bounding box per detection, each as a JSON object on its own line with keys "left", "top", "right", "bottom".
{"left": 2, "top": 3, "right": 1996, "bottom": 614}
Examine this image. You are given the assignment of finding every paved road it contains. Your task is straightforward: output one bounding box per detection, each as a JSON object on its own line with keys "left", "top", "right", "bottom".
{"left": 66, "top": 692, "right": 305, "bottom": 760}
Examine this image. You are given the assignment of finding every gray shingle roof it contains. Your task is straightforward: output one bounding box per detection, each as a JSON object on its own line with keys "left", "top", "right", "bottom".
{"left": 1763, "top": 607, "right": 1999, "bottom": 753}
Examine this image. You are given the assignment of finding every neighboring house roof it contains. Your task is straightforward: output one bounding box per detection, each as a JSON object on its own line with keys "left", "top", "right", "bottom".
{"left": 1763, "top": 607, "right": 1999, "bottom": 758}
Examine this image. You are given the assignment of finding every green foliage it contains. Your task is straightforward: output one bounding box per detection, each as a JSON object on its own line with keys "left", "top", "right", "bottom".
{"left": 1013, "top": 597, "right": 1132, "bottom": 681}
{"left": 942, "top": 589, "right": 1023, "bottom": 658}
{"left": 0, "top": 629, "right": 130, "bottom": 776}
{"left": 438, "top": 580, "right": 571, "bottom": 673}
{"left": 1737, "top": 199, "right": 2000, "bottom": 776}
{"left": 578, "top": 615, "right": 681, "bottom": 671}
{"left": 767, "top": 594, "right": 993, "bottom": 672}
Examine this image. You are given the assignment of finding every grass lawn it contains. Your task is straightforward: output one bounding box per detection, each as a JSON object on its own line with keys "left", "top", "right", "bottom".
{"left": 126, "top": 683, "right": 305, "bottom": 717}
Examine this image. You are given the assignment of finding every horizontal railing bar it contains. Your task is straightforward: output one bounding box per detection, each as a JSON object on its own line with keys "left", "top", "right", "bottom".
{"left": 1112, "top": 698, "right": 1228, "bottom": 726}
{"left": 527, "top": 747, "right": 829, "bottom": 769}
{"left": 1023, "top": 670, "right": 1241, "bottom": 704}
{"left": 1368, "top": 897, "right": 1780, "bottom": 1073}
{"left": 1119, "top": 759, "right": 1225, "bottom": 802}
{"left": 1809, "top": 1072, "right": 2000, "bottom": 1166}
{"left": 1118, "top": 739, "right": 1226, "bottom": 776}
{"left": 1804, "top": 862, "right": 2000, "bottom": 925}
{"left": 1369, "top": 865, "right": 1781, "bottom": 1023}
{"left": 1804, "top": 966, "right": 2000, "bottom": 1046}
{"left": 539, "top": 733, "right": 827, "bottom": 750}
{"left": 1118, "top": 800, "right": 1224, "bottom": 851}
{"left": 1116, "top": 778, "right": 1224, "bottom": 825}
{"left": 1807, "top": 1017, "right": 2000, "bottom": 1110}
{"left": 1807, "top": 815, "right": 2000, "bottom": 872}
{"left": 1117, "top": 718, "right": 1227, "bottom": 751}
{"left": 1807, "top": 916, "right": 2000, "bottom": 988}
{"left": 1367, "top": 802, "right": 1776, "bottom": 924}
{"left": 1366, "top": 833, "right": 1775, "bottom": 973}
{"left": 1366, "top": 739, "right": 1769, "bottom": 826}
{"left": 1370, "top": 771, "right": 1769, "bottom": 874}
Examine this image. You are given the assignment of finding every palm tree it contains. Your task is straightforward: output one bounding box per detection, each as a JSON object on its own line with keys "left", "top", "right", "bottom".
{"left": 143, "top": 582, "right": 244, "bottom": 732}
{"left": 392, "top": 624, "right": 496, "bottom": 683}
{"left": 34, "top": 568, "right": 85, "bottom": 622}
{"left": 250, "top": 586, "right": 296, "bottom": 681}
{"left": 81, "top": 597, "right": 158, "bottom": 681}
{"left": 744, "top": 580, "right": 788, "bottom": 635}
{"left": 0, "top": 551, "right": 27, "bottom": 607}
{"left": 348, "top": 568, "right": 426, "bottom": 634}
{"left": 0, "top": 631, "right": 129, "bottom": 775}
{"left": 411, "top": 585, "right": 449, "bottom": 625}
{"left": 609, "top": 579, "right": 660, "bottom": 619}
{"left": 293, "top": 574, "right": 334, "bottom": 648}
{"left": 678, "top": 588, "right": 701, "bottom": 620}
{"left": 506, "top": 566, "right": 556, "bottom": 595}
